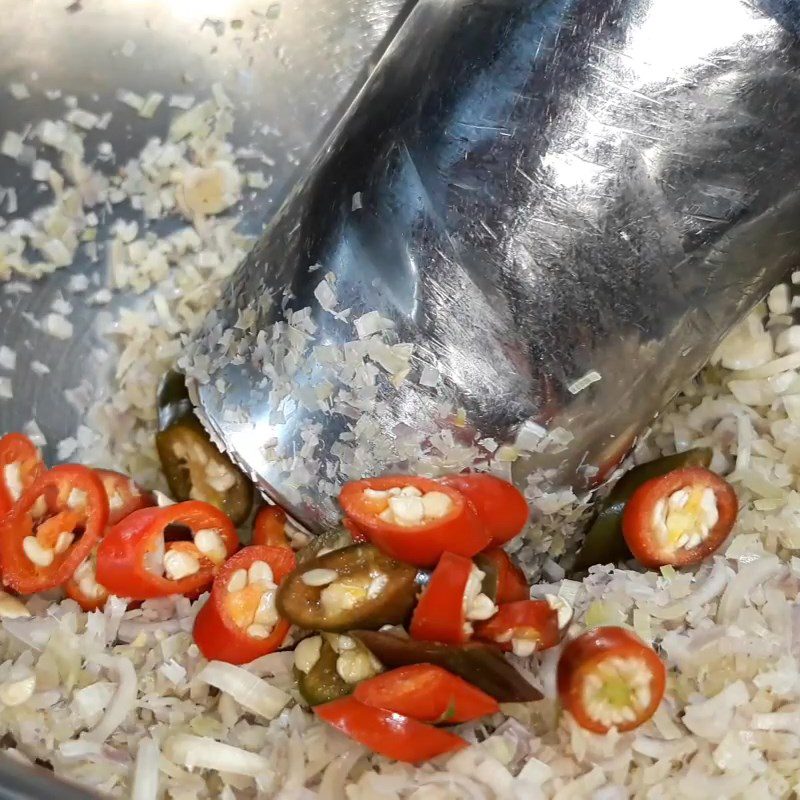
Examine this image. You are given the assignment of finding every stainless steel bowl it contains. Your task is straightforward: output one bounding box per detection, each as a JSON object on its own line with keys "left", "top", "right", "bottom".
{"left": 0, "top": 1, "right": 405, "bottom": 795}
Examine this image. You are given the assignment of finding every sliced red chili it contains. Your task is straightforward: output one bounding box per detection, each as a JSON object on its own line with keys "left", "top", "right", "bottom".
{"left": 439, "top": 472, "right": 528, "bottom": 547}
{"left": 95, "top": 469, "right": 156, "bottom": 526}
{"left": 354, "top": 664, "right": 499, "bottom": 724}
{"left": 475, "top": 548, "right": 529, "bottom": 604}
{"left": 193, "top": 545, "right": 296, "bottom": 664}
{"left": 621, "top": 467, "right": 738, "bottom": 568}
{"left": 0, "top": 465, "right": 108, "bottom": 594}
{"left": 474, "top": 600, "right": 560, "bottom": 656}
{"left": 96, "top": 501, "right": 238, "bottom": 599}
{"left": 410, "top": 552, "right": 479, "bottom": 645}
{"left": 314, "top": 696, "right": 467, "bottom": 763}
{"left": 252, "top": 505, "right": 290, "bottom": 549}
{"left": 0, "top": 433, "right": 44, "bottom": 516}
{"left": 340, "top": 476, "right": 489, "bottom": 567}
{"left": 557, "top": 626, "right": 666, "bottom": 733}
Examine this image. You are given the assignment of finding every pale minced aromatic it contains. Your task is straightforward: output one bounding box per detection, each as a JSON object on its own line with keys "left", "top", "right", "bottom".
{"left": 3, "top": 92, "right": 800, "bottom": 798}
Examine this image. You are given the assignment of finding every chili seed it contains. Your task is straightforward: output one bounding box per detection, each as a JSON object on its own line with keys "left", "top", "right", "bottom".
{"left": 227, "top": 568, "right": 248, "bottom": 593}
{"left": 301, "top": 568, "right": 339, "bottom": 587}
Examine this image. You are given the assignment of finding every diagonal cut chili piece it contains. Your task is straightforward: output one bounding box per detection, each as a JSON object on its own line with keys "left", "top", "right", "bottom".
{"left": 352, "top": 630, "right": 541, "bottom": 703}
{"left": 474, "top": 549, "right": 529, "bottom": 604}
{"left": 314, "top": 696, "right": 467, "bottom": 763}
{"left": 354, "top": 664, "right": 499, "bottom": 724}
{"left": 252, "top": 505, "right": 290, "bottom": 549}
{"left": 0, "top": 464, "right": 108, "bottom": 594}
{"left": 410, "top": 551, "right": 496, "bottom": 645}
{"left": 96, "top": 500, "right": 238, "bottom": 599}
{"left": 439, "top": 472, "right": 529, "bottom": 547}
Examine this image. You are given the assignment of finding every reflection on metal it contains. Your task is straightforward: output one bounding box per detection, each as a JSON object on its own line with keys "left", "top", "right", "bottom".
{"left": 189, "top": 0, "right": 800, "bottom": 530}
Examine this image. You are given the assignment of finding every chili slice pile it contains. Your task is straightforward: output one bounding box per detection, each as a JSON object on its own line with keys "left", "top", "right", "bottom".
{"left": 0, "top": 424, "right": 686, "bottom": 761}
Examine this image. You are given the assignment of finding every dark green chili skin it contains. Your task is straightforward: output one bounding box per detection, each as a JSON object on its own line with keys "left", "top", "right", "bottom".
{"left": 573, "top": 448, "right": 713, "bottom": 572}
{"left": 156, "top": 370, "right": 253, "bottom": 525}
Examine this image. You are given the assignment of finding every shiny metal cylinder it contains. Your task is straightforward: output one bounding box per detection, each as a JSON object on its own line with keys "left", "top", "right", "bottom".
{"left": 186, "top": 0, "right": 800, "bottom": 531}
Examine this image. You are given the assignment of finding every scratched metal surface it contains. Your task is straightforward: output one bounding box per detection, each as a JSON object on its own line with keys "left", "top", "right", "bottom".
{"left": 0, "top": 1, "right": 406, "bottom": 796}
{"left": 188, "top": 0, "right": 800, "bottom": 530}
{"left": 0, "top": 0, "right": 407, "bottom": 462}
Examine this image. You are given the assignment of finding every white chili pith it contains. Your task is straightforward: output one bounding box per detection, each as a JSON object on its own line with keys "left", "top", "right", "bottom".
{"left": 580, "top": 656, "right": 652, "bottom": 729}
{"left": 67, "top": 488, "right": 87, "bottom": 510}
{"left": 364, "top": 485, "right": 454, "bottom": 527}
{"left": 294, "top": 635, "right": 323, "bottom": 674}
{"left": 73, "top": 549, "right": 106, "bottom": 600}
{"left": 652, "top": 485, "right": 718, "bottom": 551}
{"left": 107, "top": 491, "right": 124, "bottom": 512}
{"left": 3, "top": 462, "right": 23, "bottom": 501}
{"left": 22, "top": 537, "right": 55, "bottom": 567}
{"left": 461, "top": 565, "right": 497, "bottom": 637}
{"left": 225, "top": 559, "right": 279, "bottom": 639}
{"left": 100, "top": 474, "right": 140, "bottom": 513}
{"left": 491, "top": 627, "right": 542, "bottom": 657}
